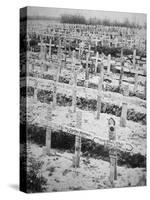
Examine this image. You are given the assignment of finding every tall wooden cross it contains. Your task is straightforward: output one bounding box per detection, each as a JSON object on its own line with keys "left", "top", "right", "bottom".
{"left": 38, "top": 36, "right": 47, "bottom": 61}
{"left": 92, "top": 51, "right": 101, "bottom": 74}
{"left": 96, "top": 61, "right": 104, "bottom": 119}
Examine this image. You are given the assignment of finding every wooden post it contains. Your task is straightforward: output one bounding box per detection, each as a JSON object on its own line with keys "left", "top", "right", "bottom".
{"left": 34, "top": 78, "right": 38, "bottom": 103}
{"left": 85, "top": 53, "right": 89, "bottom": 80}
{"left": 133, "top": 49, "right": 136, "bottom": 70}
{"left": 96, "top": 62, "right": 103, "bottom": 119}
{"left": 133, "top": 70, "right": 139, "bottom": 95}
{"left": 119, "top": 48, "right": 124, "bottom": 92}
{"left": 144, "top": 79, "right": 147, "bottom": 99}
{"left": 39, "top": 36, "right": 46, "bottom": 61}
{"left": 45, "top": 105, "right": 52, "bottom": 156}
{"left": 72, "top": 70, "right": 77, "bottom": 113}
{"left": 107, "top": 54, "right": 111, "bottom": 73}
{"left": 73, "top": 111, "right": 82, "bottom": 168}
{"left": 49, "top": 38, "right": 52, "bottom": 58}
{"left": 120, "top": 102, "right": 128, "bottom": 127}
{"left": 95, "top": 52, "right": 99, "bottom": 74}
{"left": 53, "top": 67, "right": 60, "bottom": 109}
{"left": 108, "top": 118, "right": 117, "bottom": 185}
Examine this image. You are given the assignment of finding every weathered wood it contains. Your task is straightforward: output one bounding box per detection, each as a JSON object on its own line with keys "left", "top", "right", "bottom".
{"left": 53, "top": 67, "right": 60, "bottom": 109}
{"left": 96, "top": 62, "right": 103, "bottom": 119}
{"left": 73, "top": 111, "right": 82, "bottom": 168}
{"left": 72, "top": 71, "right": 77, "bottom": 112}
{"left": 119, "top": 48, "right": 124, "bottom": 92}
{"left": 95, "top": 52, "right": 99, "bottom": 73}
{"left": 49, "top": 38, "right": 52, "bottom": 57}
{"left": 133, "top": 49, "right": 136, "bottom": 70}
{"left": 85, "top": 53, "right": 89, "bottom": 80}
{"left": 133, "top": 70, "right": 139, "bottom": 94}
{"left": 44, "top": 105, "right": 52, "bottom": 156}
{"left": 120, "top": 102, "right": 128, "bottom": 127}
{"left": 108, "top": 118, "right": 117, "bottom": 184}
{"left": 107, "top": 54, "right": 111, "bottom": 73}
{"left": 38, "top": 37, "right": 47, "bottom": 60}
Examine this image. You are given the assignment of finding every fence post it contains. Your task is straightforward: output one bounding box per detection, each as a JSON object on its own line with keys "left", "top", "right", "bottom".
{"left": 73, "top": 111, "right": 82, "bottom": 168}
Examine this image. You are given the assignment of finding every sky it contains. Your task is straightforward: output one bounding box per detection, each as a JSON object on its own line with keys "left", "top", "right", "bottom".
{"left": 26, "top": 6, "right": 146, "bottom": 25}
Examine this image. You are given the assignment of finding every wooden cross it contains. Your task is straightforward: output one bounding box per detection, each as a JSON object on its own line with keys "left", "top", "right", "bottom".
{"left": 96, "top": 62, "right": 104, "bottom": 119}
{"left": 119, "top": 48, "right": 124, "bottom": 92}
{"left": 38, "top": 36, "right": 47, "bottom": 61}
{"left": 45, "top": 37, "right": 55, "bottom": 58}
{"left": 92, "top": 51, "right": 101, "bottom": 74}
{"left": 120, "top": 85, "right": 129, "bottom": 127}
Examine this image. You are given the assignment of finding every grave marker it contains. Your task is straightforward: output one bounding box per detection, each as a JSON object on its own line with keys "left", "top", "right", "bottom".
{"left": 133, "top": 70, "right": 139, "bottom": 94}
{"left": 53, "top": 67, "right": 60, "bottom": 109}
{"left": 120, "top": 102, "right": 128, "bottom": 127}
{"left": 73, "top": 111, "right": 82, "bottom": 168}
{"left": 107, "top": 54, "right": 111, "bottom": 73}
{"left": 38, "top": 37, "right": 47, "bottom": 61}
{"left": 96, "top": 62, "right": 104, "bottom": 119}
{"left": 45, "top": 105, "right": 52, "bottom": 155}
{"left": 72, "top": 70, "right": 77, "bottom": 113}
{"left": 119, "top": 48, "right": 124, "bottom": 92}
{"left": 133, "top": 49, "right": 136, "bottom": 70}
{"left": 108, "top": 118, "right": 117, "bottom": 184}
{"left": 85, "top": 53, "right": 90, "bottom": 80}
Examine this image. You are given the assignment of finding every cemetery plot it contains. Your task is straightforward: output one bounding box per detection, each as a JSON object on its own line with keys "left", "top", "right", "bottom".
{"left": 20, "top": 12, "right": 147, "bottom": 192}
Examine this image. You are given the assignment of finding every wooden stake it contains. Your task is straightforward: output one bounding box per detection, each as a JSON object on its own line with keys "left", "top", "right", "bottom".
{"left": 72, "top": 71, "right": 77, "bottom": 113}
{"left": 108, "top": 118, "right": 117, "bottom": 184}
{"left": 49, "top": 38, "right": 52, "bottom": 57}
{"left": 120, "top": 102, "right": 128, "bottom": 127}
{"left": 53, "top": 67, "right": 60, "bottom": 109}
{"left": 45, "top": 105, "right": 52, "bottom": 156}
{"left": 73, "top": 111, "right": 82, "bottom": 168}
{"left": 133, "top": 70, "right": 138, "bottom": 95}
{"left": 119, "top": 48, "right": 124, "bottom": 92}
{"left": 85, "top": 53, "right": 89, "bottom": 80}
{"left": 133, "top": 49, "right": 136, "bottom": 70}
{"left": 96, "top": 62, "right": 103, "bottom": 119}
{"left": 107, "top": 54, "right": 111, "bottom": 73}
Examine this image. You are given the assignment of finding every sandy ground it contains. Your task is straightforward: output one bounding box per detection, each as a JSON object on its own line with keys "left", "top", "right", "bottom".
{"left": 28, "top": 143, "right": 146, "bottom": 192}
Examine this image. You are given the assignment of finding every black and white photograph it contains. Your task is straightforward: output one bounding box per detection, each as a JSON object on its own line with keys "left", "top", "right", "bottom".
{"left": 20, "top": 6, "right": 147, "bottom": 193}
